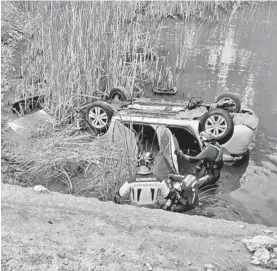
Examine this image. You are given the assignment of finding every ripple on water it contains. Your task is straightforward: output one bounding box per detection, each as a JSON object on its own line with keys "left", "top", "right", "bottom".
{"left": 241, "top": 73, "right": 255, "bottom": 108}
{"left": 230, "top": 140, "right": 277, "bottom": 226}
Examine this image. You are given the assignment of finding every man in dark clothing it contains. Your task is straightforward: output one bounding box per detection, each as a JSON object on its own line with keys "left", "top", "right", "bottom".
{"left": 163, "top": 173, "right": 198, "bottom": 213}
{"left": 174, "top": 131, "right": 224, "bottom": 189}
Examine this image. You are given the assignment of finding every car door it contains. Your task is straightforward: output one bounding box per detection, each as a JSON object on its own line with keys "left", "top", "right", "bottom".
{"left": 151, "top": 125, "right": 179, "bottom": 175}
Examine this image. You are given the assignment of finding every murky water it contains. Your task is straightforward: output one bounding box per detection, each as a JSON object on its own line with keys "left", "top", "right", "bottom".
{"left": 153, "top": 3, "right": 277, "bottom": 226}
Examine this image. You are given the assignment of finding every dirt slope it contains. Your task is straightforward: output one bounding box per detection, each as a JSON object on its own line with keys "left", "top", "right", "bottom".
{"left": 1, "top": 184, "right": 274, "bottom": 271}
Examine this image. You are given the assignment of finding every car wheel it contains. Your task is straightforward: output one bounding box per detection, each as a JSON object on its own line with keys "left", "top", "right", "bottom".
{"left": 109, "top": 86, "right": 132, "bottom": 101}
{"left": 214, "top": 92, "right": 241, "bottom": 113}
{"left": 85, "top": 101, "right": 114, "bottom": 133}
{"left": 199, "top": 108, "right": 234, "bottom": 144}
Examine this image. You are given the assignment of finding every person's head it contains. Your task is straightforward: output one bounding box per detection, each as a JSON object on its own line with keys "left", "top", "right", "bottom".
{"left": 199, "top": 131, "right": 215, "bottom": 146}
{"left": 137, "top": 151, "right": 154, "bottom": 174}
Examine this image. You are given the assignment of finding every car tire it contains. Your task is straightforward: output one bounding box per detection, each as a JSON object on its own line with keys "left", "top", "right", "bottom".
{"left": 199, "top": 108, "right": 234, "bottom": 144}
{"left": 85, "top": 101, "right": 114, "bottom": 133}
{"left": 109, "top": 86, "right": 132, "bottom": 101}
{"left": 214, "top": 92, "right": 241, "bottom": 113}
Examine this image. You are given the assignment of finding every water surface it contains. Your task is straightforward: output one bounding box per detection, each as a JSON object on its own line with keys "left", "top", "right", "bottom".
{"left": 154, "top": 3, "right": 277, "bottom": 226}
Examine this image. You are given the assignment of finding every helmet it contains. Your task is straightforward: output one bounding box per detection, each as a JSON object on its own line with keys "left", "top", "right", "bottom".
{"left": 200, "top": 131, "right": 215, "bottom": 143}
{"left": 137, "top": 152, "right": 154, "bottom": 167}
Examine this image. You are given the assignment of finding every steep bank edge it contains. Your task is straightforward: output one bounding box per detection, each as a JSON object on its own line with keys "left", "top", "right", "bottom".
{"left": 1, "top": 184, "right": 273, "bottom": 271}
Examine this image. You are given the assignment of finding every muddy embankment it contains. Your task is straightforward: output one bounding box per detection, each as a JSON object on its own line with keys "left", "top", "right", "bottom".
{"left": 2, "top": 183, "right": 276, "bottom": 271}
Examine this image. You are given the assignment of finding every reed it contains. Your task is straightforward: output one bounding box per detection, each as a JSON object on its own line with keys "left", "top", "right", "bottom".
{"left": 3, "top": 1, "right": 257, "bottom": 199}
{"left": 11, "top": 127, "right": 137, "bottom": 198}
{"left": 18, "top": 1, "right": 250, "bottom": 122}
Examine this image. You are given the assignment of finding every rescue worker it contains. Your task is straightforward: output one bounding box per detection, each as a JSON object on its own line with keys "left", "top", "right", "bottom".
{"left": 113, "top": 152, "right": 170, "bottom": 208}
{"left": 174, "top": 131, "right": 224, "bottom": 189}
{"left": 163, "top": 173, "right": 199, "bottom": 213}
{"left": 114, "top": 151, "right": 197, "bottom": 212}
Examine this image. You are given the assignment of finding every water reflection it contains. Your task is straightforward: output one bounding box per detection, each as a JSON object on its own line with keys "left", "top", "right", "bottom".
{"left": 237, "top": 49, "right": 252, "bottom": 74}
{"left": 217, "top": 24, "right": 237, "bottom": 92}
{"left": 159, "top": 3, "right": 277, "bottom": 225}
{"left": 242, "top": 73, "right": 255, "bottom": 108}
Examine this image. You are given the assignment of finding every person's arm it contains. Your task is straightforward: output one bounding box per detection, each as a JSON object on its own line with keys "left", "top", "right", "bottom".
{"left": 118, "top": 181, "right": 131, "bottom": 199}
{"left": 168, "top": 174, "right": 184, "bottom": 183}
{"left": 159, "top": 179, "right": 171, "bottom": 199}
{"left": 175, "top": 146, "right": 216, "bottom": 163}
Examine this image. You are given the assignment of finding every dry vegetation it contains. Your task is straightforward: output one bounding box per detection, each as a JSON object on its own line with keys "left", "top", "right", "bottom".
{"left": 2, "top": 127, "right": 137, "bottom": 199}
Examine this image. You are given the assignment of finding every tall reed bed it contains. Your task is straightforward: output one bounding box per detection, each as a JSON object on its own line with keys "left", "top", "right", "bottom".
{"left": 22, "top": 1, "right": 160, "bottom": 122}
{"left": 20, "top": 1, "right": 248, "bottom": 122}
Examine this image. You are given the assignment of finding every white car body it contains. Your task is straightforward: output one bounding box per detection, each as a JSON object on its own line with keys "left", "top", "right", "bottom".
{"left": 110, "top": 99, "right": 259, "bottom": 158}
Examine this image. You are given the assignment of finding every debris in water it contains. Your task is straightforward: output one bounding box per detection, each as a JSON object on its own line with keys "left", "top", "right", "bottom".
{"left": 152, "top": 87, "right": 177, "bottom": 95}
{"left": 8, "top": 109, "right": 52, "bottom": 139}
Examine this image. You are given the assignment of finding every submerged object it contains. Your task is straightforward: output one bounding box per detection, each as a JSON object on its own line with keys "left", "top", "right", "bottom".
{"left": 152, "top": 87, "right": 177, "bottom": 95}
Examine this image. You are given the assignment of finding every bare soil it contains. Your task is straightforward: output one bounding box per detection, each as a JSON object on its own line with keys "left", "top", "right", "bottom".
{"left": 1, "top": 183, "right": 274, "bottom": 271}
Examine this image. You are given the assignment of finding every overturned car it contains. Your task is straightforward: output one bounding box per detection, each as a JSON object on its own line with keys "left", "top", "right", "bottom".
{"left": 80, "top": 87, "right": 259, "bottom": 169}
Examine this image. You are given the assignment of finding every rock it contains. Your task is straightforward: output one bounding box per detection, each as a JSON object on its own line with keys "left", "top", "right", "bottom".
{"left": 243, "top": 235, "right": 277, "bottom": 252}
{"left": 204, "top": 263, "right": 216, "bottom": 271}
{"left": 273, "top": 235, "right": 277, "bottom": 240}
{"left": 145, "top": 262, "right": 153, "bottom": 271}
{"left": 239, "top": 225, "right": 246, "bottom": 229}
{"left": 254, "top": 247, "right": 271, "bottom": 264}
{"left": 274, "top": 248, "right": 277, "bottom": 254}
{"left": 100, "top": 248, "right": 106, "bottom": 253}
{"left": 271, "top": 253, "right": 276, "bottom": 259}
{"left": 251, "top": 257, "right": 261, "bottom": 265}
{"left": 187, "top": 261, "right": 192, "bottom": 266}
{"left": 48, "top": 220, "right": 53, "bottom": 224}
{"left": 33, "top": 185, "right": 49, "bottom": 193}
